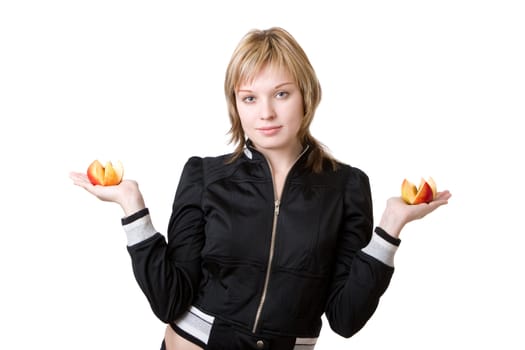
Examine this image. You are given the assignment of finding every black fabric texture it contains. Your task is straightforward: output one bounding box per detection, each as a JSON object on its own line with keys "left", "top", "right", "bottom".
{"left": 128, "top": 147, "right": 395, "bottom": 347}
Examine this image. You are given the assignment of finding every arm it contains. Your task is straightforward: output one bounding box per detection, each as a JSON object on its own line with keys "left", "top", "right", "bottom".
{"left": 69, "top": 157, "right": 205, "bottom": 323}
{"left": 324, "top": 168, "right": 395, "bottom": 337}
{"left": 126, "top": 157, "right": 205, "bottom": 322}
{"left": 324, "top": 170, "right": 451, "bottom": 338}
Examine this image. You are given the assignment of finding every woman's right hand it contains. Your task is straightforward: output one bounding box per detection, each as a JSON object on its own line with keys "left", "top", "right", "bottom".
{"left": 69, "top": 172, "right": 146, "bottom": 216}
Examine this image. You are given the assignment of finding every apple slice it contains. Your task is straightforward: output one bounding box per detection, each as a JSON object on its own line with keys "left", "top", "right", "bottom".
{"left": 87, "top": 160, "right": 124, "bottom": 186}
{"left": 427, "top": 176, "right": 437, "bottom": 198}
{"left": 401, "top": 177, "right": 436, "bottom": 205}
{"left": 401, "top": 179, "right": 417, "bottom": 204}
{"left": 87, "top": 160, "right": 105, "bottom": 186}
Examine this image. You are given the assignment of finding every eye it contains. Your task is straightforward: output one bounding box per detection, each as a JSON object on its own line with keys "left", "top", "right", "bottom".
{"left": 241, "top": 95, "right": 256, "bottom": 103}
{"left": 275, "top": 91, "right": 289, "bottom": 99}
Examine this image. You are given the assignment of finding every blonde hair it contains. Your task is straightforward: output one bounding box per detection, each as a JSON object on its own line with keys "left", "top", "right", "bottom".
{"left": 224, "top": 27, "right": 337, "bottom": 172}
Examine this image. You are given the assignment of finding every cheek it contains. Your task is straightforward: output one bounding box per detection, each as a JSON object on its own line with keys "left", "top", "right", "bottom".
{"left": 236, "top": 106, "right": 249, "bottom": 127}
{"left": 236, "top": 98, "right": 249, "bottom": 118}
{"left": 236, "top": 106, "right": 255, "bottom": 137}
{"left": 237, "top": 102, "right": 260, "bottom": 124}
{"left": 289, "top": 100, "right": 305, "bottom": 129}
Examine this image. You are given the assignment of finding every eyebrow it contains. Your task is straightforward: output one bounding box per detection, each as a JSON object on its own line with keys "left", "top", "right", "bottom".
{"left": 237, "top": 82, "right": 295, "bottom": 93}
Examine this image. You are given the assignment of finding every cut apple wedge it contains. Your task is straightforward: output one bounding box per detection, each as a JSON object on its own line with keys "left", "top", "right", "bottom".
{"left": 401, "top": 177, "right": 436, "bottom": 205}
{"left": 87, "top": 160, "right": 124, "bottom": 186}
{"left": 427, "top": 176, "right": 437, "bottom": 198}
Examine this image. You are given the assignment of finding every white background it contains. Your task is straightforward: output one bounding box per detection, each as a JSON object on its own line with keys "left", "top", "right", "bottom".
{"left": 1, "top": 1, "right": 524, "bottom": 349}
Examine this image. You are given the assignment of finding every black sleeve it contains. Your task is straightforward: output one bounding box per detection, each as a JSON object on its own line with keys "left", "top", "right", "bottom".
{"left": 324, "top": 168, "right": 395, "bottom": 338}
{"left": 127, "top": 157, "right": 205, "bottom": 323}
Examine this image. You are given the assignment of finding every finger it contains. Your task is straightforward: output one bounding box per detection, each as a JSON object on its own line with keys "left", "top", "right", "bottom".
{"left": 69, "top": 171, "right": 87, "bottom": 180}
{"left": 424, "top": 197, "right": 450, "bottom": 214}
{"left": 69, "top": 172, "right": 90, "bottom": 187}
{"left": 435, "top": 190, "right": 452, "bottom": 201}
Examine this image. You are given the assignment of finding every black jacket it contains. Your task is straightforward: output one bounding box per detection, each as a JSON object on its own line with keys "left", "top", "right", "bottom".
{"left": 125, "top": 146, "right": 399, "bottom": 349}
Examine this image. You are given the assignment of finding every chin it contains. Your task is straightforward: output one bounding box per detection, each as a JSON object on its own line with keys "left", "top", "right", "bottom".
{"left": 250, "top": 138, "right": 284, "bottom": 151}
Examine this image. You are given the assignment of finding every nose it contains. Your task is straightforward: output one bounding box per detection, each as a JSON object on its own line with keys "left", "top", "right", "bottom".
{"left": 259, "top": 98, "right": 275, "bottom": 120}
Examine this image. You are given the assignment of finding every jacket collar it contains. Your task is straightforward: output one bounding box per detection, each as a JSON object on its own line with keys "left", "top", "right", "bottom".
{"left": 243, "top": 139, "right": 310, "bottom": 161}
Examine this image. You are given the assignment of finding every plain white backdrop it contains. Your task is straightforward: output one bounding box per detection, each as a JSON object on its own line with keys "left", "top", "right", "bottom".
{"left": 1, "top": 1, "right": 524, "bottom": 349}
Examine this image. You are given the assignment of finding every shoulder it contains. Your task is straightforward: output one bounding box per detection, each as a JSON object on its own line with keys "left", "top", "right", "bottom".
{"left": 184, "top": 153, "right": 232, "bottom": 168}
{"left": 333, "top": 162, "right": 372, "bottom": 199}
{"left": 308, "top": 159, "right": 369, "bottom": 186}
{"left": 183, "top": 152, "right": 240, "bottom": 184}
{"left": 334, "top": 161, "right": 370, "bottom": 182}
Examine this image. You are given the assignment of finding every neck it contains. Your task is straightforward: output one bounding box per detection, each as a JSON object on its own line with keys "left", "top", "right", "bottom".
{"left": 259, "top": 144, "right": 304, "bottom": 174}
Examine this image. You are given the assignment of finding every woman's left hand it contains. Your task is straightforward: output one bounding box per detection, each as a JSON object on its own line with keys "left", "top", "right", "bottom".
{"left": 379, "top": 190, "right": 452, "bottom": 238}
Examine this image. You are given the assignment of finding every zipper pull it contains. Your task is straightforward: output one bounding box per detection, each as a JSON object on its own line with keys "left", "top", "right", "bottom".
{"left": 275, "top": 200, "right": 280, "bottom": 216}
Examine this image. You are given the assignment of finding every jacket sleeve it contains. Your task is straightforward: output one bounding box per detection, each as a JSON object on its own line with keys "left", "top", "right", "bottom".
{"left": 126, "top": 157, "right": 205, "bottom": 323}
{"left": 324, "top": 167, "right": 400, "bottom": 338}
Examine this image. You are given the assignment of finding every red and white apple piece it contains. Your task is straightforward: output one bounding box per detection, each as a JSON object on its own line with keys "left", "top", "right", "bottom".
{"left": 401, "top": 177, "right": 437, "bottom": 205}
{"left": 87, "top": 160, "right": 124, "bottom": 186}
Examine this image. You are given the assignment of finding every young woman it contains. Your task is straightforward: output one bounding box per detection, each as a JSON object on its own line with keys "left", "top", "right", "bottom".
{"left": 70, "top": 27, "right": 451, "bottom": 350}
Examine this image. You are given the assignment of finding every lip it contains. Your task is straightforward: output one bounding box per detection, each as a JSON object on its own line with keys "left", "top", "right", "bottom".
{"left": 256, "top": 126, "right": 282, "bottom": 136}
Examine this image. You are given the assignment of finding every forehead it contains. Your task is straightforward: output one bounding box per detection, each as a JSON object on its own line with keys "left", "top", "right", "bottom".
{"left": 237, "top": 64, "right": 294, "bottom": 89}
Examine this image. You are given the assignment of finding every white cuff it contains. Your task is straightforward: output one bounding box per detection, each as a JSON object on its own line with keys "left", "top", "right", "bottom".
{"left": 362, "top": 232, "right": 399, "bottom": 267}
{"left": 123, "top": 214, "right": 157, "bottom": 246}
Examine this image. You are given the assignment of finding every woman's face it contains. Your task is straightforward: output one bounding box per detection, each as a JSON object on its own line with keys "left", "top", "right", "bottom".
{"left": 235, "top": 65, "right": 304, "bottom": 156}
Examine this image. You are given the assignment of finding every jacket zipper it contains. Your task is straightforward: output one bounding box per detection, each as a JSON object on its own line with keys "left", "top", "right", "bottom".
{"left": 251, "top": 146, "right": 309, "bottom": 333}
{"left": 252, "top": 199, "right": 280, "bottom": 333}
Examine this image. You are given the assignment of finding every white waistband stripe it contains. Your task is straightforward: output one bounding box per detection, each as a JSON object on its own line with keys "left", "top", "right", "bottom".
{"left": 174, "top": 306, "right": 215, "bottom": 344}
{"left": 294, "top": 337, "right": 317, "bottom": 349}
{"left": 174, "top": 306, "right": 318, "bottom": 349}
